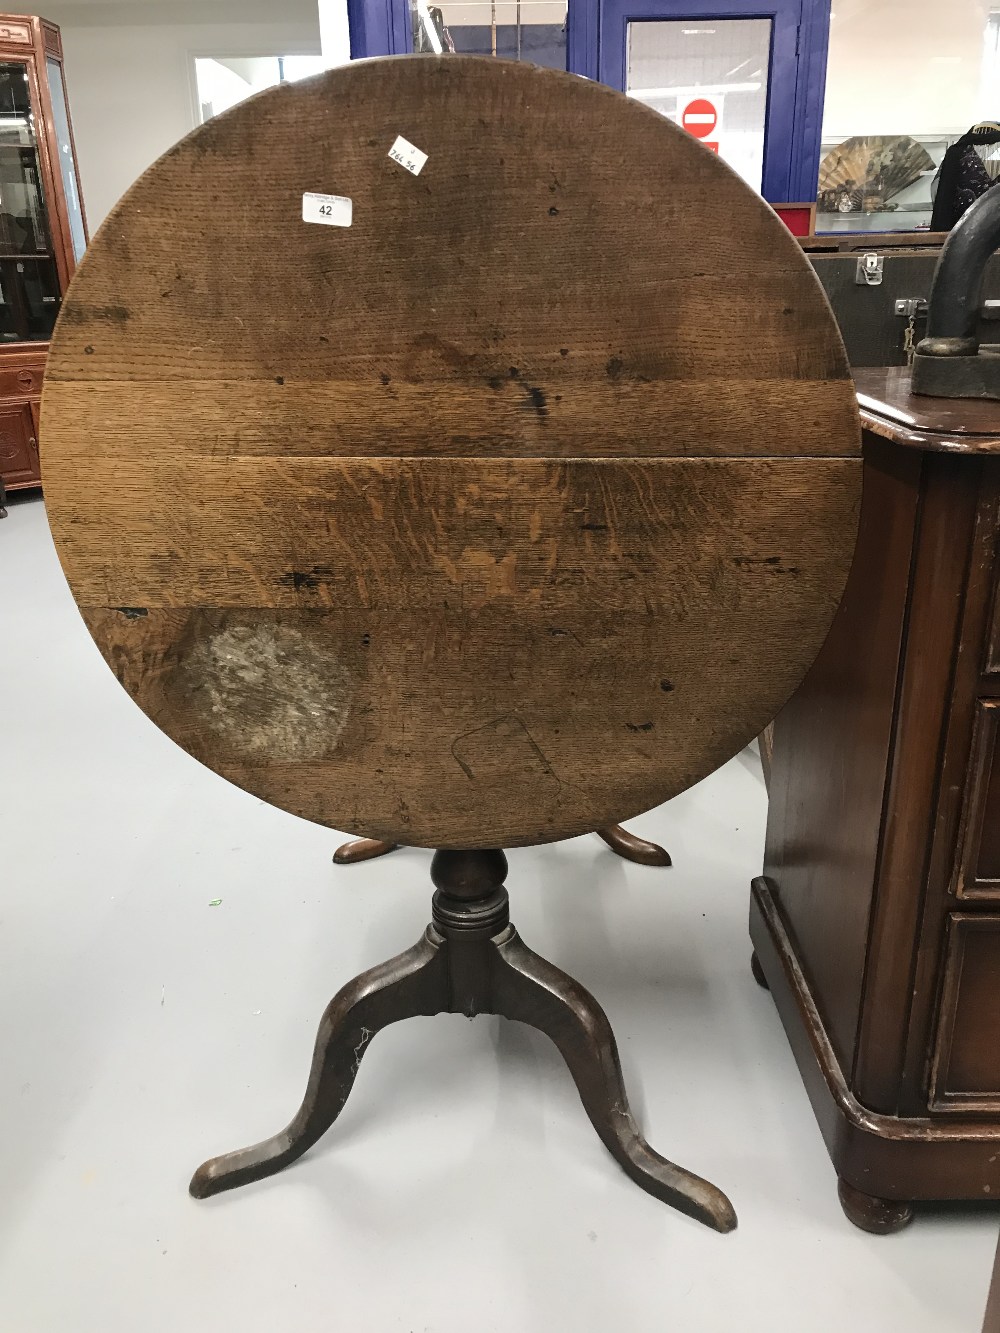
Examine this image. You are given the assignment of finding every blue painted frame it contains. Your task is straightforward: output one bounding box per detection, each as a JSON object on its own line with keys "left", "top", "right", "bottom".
{"left": 347, "top": 0, "right": 412, "bottom": 58}
{"left": 788, "top": 0, "right": 832, "bottom": 201}
{"left": 568, "top": 0, "right": 600, "bottom": 78}
{"left": 592, "top": 0, "right": 831, "bottom": 202}
{"left": 348, "top": 0, "right": 600, "bottom": 75}
{"left": 348, "top": 0, "right": 832, "bottom": 203}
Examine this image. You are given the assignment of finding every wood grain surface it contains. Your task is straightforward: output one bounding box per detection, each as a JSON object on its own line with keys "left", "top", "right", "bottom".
{"left": 41, "top": 57, "right": 861, "bottom": 847}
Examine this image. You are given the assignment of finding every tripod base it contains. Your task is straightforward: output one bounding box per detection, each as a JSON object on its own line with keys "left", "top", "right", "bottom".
{"left": 190, "top": 850, "right": 734, "bottom": 1232}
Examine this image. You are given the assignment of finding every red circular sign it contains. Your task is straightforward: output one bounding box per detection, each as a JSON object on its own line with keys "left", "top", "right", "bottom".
{"left": 681, "top": 98, "right": 718, "bottom": 140}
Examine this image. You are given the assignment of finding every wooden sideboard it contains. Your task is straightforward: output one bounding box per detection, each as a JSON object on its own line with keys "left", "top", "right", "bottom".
{"left": 752, "top": 367, "right": 1000, "bottom": 1233}
{"left": 0, "top": 345, "right": 41, "bottom": 488}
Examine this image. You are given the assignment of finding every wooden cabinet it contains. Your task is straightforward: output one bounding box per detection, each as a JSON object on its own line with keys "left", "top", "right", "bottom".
{"left": 0, "top": 396, "right": 37, "bottom": 484}
{"left": 751, "top": 367, "right": 1000, "bottom": 1232}
{"left": 0, "top": 15, "right": 86, "bottom": 500}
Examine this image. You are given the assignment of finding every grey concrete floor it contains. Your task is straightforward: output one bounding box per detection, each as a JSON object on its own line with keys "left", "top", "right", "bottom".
{"left": 1, "top": 490, "right": 997, "bottom": 1331}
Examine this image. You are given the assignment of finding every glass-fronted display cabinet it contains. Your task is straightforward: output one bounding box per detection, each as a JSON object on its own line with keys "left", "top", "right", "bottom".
{"left": 0, "top": 15, "right": 86, "bottom": 504}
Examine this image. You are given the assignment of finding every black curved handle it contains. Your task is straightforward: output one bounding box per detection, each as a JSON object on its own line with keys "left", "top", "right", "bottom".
{"left": 920, "top": 187, "right": 1000, "bottom": 357}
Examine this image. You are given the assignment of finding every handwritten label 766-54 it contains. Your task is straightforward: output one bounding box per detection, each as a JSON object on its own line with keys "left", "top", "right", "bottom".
{"left": 388, "top": 135, "right": 428, "bottom": 176}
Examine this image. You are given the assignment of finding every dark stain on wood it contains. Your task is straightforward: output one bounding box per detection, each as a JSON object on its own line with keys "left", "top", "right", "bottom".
{"left": 279, "top": 570, "right": 322, "bottom": 591}
{"left": 61, "top": 303, "right": 130, "bottom": 325}
{"left": 521, "top": 384, "right": 548, "bottom": 418}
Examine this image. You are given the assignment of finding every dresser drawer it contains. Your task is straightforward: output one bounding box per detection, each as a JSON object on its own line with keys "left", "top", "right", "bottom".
{"left": 987, "top": 563, "right": 1000, "bottom": 674}
{"left": 0, "top": 400, "right": 39, "bottom": 487}
{"left": 930, "top": 914, "right": 1000, "bottom": 1112}
{"left": 953, "top": 700, "right": 1000, "bottom": 900}
{"left": 0, "top": 20, "right": 32, "bottom": 45}
{"left": 0, "top": 360, "right": 43, "bottom": 400}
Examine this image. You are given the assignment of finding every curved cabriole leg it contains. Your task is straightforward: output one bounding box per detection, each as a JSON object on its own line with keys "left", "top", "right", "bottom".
{"left": 333, "top": 837, "right": 400, "bottom": 865}
{"left": 596, "top": 825, "right": 671, "bottom": 867}
{"left": 189, "top": 931, "right": 448, "bottom": 1199}
{"left": 489, "top": 927, "right": 737, "bottom": 1232}
{"left": 837, "top": 1178, "right": 915, "bottom": 1234}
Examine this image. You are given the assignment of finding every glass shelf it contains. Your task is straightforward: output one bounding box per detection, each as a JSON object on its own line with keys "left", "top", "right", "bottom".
{"left": 0, "top": 59, "right": 59, "bottom": 340}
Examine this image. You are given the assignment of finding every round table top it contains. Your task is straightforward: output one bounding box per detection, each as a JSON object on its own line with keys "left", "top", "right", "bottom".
{"left": 42, "top": 57, "right": 861, "bottom": 848}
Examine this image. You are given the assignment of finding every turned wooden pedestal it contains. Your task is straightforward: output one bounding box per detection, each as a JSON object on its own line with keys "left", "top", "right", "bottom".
{"left": 753, "top": 367, "right": 1000, "bottom": 1232}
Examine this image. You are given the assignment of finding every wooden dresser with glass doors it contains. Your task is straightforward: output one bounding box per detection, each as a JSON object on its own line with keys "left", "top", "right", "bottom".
{"left": 0, "top": 14, "right": 85, "bottom": 502}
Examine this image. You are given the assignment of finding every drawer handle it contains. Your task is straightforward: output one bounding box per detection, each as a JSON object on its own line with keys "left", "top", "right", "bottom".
{"left": 29, "top": 435, "right": 37, "bottom": 452}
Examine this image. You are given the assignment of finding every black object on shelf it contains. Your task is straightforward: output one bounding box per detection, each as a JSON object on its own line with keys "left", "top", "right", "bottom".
{"left": 913, "top": 187, "right": 1000, "bottom": 399}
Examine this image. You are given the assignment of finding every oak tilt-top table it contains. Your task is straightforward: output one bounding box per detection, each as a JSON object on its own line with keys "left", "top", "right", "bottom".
{"left": 41, "top": 57, "right": 861, "bottom": 1231}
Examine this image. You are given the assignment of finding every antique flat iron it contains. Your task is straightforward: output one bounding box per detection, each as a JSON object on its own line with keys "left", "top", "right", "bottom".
{"left": 913, "top": 185, "right": 1000, "bottom": 399}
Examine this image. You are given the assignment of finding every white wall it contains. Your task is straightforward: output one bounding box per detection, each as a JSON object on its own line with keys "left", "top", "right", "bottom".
{"left": 823, "top": 0, "right": 996, "bottom": 140}
{"left": 43, "top": 0, "right": 325, "bottom": 231}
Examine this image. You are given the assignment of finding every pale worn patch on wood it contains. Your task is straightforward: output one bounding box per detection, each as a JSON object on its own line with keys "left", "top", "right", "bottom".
{"left": 179, "top": 622, "right": 352, "bottom": 762}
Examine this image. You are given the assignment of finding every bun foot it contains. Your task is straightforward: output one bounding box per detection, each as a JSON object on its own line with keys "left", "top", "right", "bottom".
{"left": 750, "top": 951, "right": 769, "bottom": 989}
{"left": 838, "top": 1179, "right": 915, "bottom": 1234}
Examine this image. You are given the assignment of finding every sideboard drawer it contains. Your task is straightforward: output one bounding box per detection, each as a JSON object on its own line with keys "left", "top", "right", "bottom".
{"left": 929, "top": 914, "right": 1000, "bottom": 1112}
{"left": 0, "top": 361, "right": 43, "bottom": 399}
{"left": 954, "top": 701, "right": 1000, "bottom": 900}
{"left": 987, "top": 545, "right": 1000, "bottom": 672}
{"left": 0, "top": 400, "right": 39, "bottom": 487}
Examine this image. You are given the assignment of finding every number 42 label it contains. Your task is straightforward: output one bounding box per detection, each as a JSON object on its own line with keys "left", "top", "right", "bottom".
{"left": 302, "top": 192, "right": 352, "bottom": 227}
